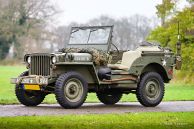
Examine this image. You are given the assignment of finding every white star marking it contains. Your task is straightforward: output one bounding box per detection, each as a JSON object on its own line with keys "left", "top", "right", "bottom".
{"left": 162, "top": 60, "right": 167, "bottom": 66}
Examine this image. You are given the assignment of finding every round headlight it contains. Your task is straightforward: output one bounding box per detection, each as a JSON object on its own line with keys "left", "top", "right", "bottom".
{"left": 27, "top": 56, "right": 31, "bottom": 64}
{"left": 51, "top": 56, "right": 57, "bottom": 63}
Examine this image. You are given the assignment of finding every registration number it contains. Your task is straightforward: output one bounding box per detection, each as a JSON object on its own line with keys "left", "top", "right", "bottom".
{"left": 24, "top": 84, "right": 40, "bottom": 90}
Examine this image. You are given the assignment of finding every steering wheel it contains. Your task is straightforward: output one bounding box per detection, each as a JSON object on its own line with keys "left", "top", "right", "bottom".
{"left": 110, "top": 43, "right": 119, "bottom": 56}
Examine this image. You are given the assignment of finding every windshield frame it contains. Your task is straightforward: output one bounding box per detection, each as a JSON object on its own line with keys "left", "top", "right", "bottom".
{"left": 68, "top": 26, "right": 113, "bottom": 46}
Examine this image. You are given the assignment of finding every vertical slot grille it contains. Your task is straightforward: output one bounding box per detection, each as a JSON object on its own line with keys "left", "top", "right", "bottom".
{"left": 30, "top": 55, "right": 51, "bottom": 76}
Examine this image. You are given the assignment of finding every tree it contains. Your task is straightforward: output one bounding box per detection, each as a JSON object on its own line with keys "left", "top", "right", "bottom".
{"left": 148, "top": 6, "right": 194, "bottom": 72}
{"left": 0, "top": 36, "right": 11, "bottom": 60}
{"left": 187, "top": 0, "right": 194, "bottom": 4}
{"left": 156, "top": 0, "right": 176, "bottom": 26}
{"left": 0, "top": 0, "right": 57, "bottom": 60}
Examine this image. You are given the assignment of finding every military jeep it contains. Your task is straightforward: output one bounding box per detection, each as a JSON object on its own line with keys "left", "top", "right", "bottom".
{"left": 11, "top": 25, "right": 182, "bottom": 109}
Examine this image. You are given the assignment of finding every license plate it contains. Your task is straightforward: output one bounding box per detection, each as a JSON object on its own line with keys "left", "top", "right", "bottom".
{"left": 24, "top": 84, "right": 40, "bottom": 90}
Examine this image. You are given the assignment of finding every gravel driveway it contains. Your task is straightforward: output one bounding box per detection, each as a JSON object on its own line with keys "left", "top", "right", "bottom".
{"left": 1, "top": 101, "right": 194, "bottom": 117}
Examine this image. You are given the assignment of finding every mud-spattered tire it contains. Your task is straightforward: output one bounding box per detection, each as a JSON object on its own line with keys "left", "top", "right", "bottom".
{"left": 15, "top": 71, "right": 45, "bottom": 106}
{"left": 55, "top": 72, "right": 88, "bottom": 109}
{"left": 96, "top": 91, "right": 122, "bottom": 105}
{"left": 136, "top": 72, "right": 164, "bottom": 107}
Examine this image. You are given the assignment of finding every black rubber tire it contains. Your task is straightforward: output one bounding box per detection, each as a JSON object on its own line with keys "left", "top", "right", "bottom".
{"left": 15, "top": 71, "right": 45, "bottom": 106}
{"left": 136, "top": 72, "right": 164, "bottom": 107}
{"left": 96, "top": 91, "right": 122, "bottom": 105}
{"left": 55, "top": 72, "right": 88, "bottom": 109}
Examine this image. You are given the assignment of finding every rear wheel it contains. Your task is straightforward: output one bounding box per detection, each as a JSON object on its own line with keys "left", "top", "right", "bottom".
{"left": 136, "top": 72, "right": 164, "bottom": 107}
{"left": 55, "top": 72, "right": 88, "bottom": 109}
{"left": 15, "top": 71, "right": 46, "bottom": 106}
{"left": 96, "top": 91, "right": 122, "bottom": 105}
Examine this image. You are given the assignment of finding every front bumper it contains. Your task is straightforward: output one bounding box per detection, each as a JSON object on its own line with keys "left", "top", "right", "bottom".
{"left": 10, "top": 75, "right": 48, "bottom": 85}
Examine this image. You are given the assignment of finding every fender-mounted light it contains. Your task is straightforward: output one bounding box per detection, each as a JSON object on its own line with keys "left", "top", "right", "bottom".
{"left": 51, "top": 56, "right": 57, "bottom": 64}
{"left": 27, "top": 56, "right": 31, "bottom": 64}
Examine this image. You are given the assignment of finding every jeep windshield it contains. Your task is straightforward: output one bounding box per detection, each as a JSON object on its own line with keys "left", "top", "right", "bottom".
{"left": 69, "top": 26, "right": 111, "bottom": 45}
{"left": 67, "top": 26, "right": 113, "bottom": 52}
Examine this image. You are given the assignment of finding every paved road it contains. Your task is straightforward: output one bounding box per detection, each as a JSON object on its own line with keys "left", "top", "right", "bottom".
{"left": 1, "top": 101, "right": 194, "bottom": 117}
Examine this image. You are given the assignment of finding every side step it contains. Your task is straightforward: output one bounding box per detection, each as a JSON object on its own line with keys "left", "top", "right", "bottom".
{"left": 111, "top": 70, "right": 130, "bottom": 75}
{"left": 99, "top": 69, "right": 138, "bottom": 89}
{"left": 102, "top": 76, "right": 137, "bottom": 82}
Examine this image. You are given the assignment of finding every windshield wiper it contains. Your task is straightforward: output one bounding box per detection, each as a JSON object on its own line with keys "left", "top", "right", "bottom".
{"left": 71, "top": 29, "right": 80, "bottom": 34}
{"left": 86, "top": 29, "right": 100, "bottom": 44}
{"left": 71, "top": 28, "right": 87, "bottom": 34}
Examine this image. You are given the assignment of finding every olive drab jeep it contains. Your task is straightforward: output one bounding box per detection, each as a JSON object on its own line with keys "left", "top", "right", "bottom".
{"left": 11, "top": 25, "right": 182, "bottom": 109}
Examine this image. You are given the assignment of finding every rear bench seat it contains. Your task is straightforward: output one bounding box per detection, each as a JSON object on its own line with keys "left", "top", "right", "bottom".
{"left": 108, "top": 46, "right": 161, "bottom": 71}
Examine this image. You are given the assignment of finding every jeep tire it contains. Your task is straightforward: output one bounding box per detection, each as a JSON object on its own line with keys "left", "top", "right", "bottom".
{"left": 15, "top": 71, "right": 46, "bottom": 106}
{"left": 55, "top": 72, "right": 88, "bottom": 109}
{"left": 136, "top": 72, "right": 164, "bottom": 107}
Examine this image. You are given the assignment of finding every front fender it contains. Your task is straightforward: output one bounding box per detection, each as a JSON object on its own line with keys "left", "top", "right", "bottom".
{"left": 54, "top": 62, "right": 100, "bottom": 84}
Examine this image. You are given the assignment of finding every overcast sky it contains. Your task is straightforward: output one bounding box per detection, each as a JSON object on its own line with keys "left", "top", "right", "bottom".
{"left": 53, "top": 0, "right": 188, "bottom": 26}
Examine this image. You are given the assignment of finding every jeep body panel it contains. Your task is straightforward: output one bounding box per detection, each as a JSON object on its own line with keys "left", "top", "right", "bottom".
{"left": 128, "top": 51, "right": 174, "bottom": 82}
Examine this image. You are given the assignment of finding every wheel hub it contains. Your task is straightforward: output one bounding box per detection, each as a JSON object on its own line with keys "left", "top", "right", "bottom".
{"left": 69, "top": 85, "right": 77, "bottom": 94}
{"left": 64, "top": 78, "right": 83, "bottom": 102}
{"left": 145, "top": 80, "right": 160, "bottom": 100}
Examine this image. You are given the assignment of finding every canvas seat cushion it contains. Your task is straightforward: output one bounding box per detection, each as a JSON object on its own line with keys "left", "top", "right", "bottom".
{"left": 108, "top": 46, "right": 161, "bottom": 71}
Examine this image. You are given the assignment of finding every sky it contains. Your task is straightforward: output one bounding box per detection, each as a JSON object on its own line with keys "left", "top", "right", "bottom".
{"left": 53, "top": 0, "right": 188, "bottom": 26}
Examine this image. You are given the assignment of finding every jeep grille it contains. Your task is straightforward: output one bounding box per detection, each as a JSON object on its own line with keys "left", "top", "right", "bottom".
{"left": 30, "top": 55, "right": 51, "bottom": 76}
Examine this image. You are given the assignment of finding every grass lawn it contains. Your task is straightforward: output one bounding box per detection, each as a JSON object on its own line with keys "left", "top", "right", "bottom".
{"left": 0, "top": 65, "right": 194, "bottom": 104}
{"left": 0, "top": 112, "right": 194, "bottom": 129}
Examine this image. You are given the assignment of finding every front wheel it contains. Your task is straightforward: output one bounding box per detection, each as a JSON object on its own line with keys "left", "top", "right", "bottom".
{"left": 136, "top": 72, "right": 164, "bottom": 107}
{"left": 15, "top": 71, "right": 46, "bottom": 106}
{"left": 55, "top": 72, "right": 88, "bottom": 109}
